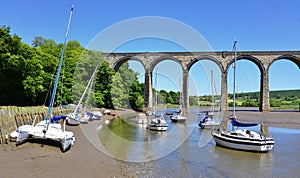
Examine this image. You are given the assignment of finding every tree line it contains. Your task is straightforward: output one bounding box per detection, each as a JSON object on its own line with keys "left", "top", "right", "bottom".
{"left": 0, "top": 26, "right": 146, "bottom": 110}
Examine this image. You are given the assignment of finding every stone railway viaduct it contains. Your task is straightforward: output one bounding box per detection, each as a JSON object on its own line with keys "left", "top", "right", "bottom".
{"left": 103, "top": 51, "right": 300, "bottom": 112}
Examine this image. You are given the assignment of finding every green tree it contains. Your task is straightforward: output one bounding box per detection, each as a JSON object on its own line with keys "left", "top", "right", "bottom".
{"left": 95, "top": 61, "right": 115, "bottom": 108}
{"left": 129, "top": 80, "right": 144, "bottom": 110}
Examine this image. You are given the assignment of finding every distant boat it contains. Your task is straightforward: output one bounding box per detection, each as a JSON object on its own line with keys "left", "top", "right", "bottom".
{"left": 85, "top": 111, "right": 102, "bottom": 121}
{"left": 170, "top": 109, "right": 186, "bottom": 123}
{"left": 103, "top": 109, "right": 111, "bottom": 115}
{"left": 198, "top": 70, "right": 221, "bottom": 129}
{"left": 67, "top": 65, "right": 99, "bottom": 125}
{"left": 148, "top": 68, "right": 168, "bottom": 131}
{"left": 198, "top": 111, "right": 220, "bottom": 129}
{"left": 15, "top": 6, "right": 76, "bottom": 152}
{"left": 170, "top": 77, "right": 186, "bottom": 123}
{"left": 170, "top": 114, "right": 186, "bottom": 123}
{"left": 148, "top": 113, "right": 168, "bottom": 131}
{"left": 136, "top": 113, "right": 148, "bottom": 124}
{"left": 211, "top": 41, "right": 274, "bottom": 152}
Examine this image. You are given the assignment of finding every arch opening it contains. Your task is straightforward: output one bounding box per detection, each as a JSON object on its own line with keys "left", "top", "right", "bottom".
{"left": 227, "top": 59, "right": 261, "bottom": 110}
{"left": 189, "top": 59, "right": 222, "bottom": 109}
{"left": 269, "top": 58, "right": 300, "bottom": 110}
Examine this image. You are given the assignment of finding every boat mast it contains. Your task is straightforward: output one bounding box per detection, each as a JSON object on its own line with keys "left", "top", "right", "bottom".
{"left": 233, "top": 41, "right": 237, "bottom": 117}
{"left": 45, "top": 5, "right": 74, "bottom": 126}
{"left": 210, "top": 70, "right": 214, "bottom": 113}
{"left": 74, "top": 65, "right": 99, "bottom": 114}
{"left": 154, "top": 68, "right": 158, "bottom": 113}
{"left": 232, "top": 41, "right": 237, "bottom": 131}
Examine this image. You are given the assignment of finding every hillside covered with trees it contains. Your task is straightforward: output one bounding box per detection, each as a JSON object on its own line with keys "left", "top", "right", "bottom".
{"left": 0, "top": 26, "right": 144, "bottom": 110}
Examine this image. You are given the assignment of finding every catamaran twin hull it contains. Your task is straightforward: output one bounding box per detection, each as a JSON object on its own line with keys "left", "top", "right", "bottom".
{"left": 16, "top": 121, "right": 75, "bottom": 152}
{"left": 211, "top": 130, "right": 274, "bottom": 152}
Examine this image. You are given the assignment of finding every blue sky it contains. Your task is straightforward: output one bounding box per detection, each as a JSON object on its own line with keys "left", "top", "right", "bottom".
{"left": 1, "top": 0, "right": 300, "bottom": 95}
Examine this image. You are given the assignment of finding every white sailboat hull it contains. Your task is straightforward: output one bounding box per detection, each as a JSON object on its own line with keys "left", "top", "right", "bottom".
{"left": 148, "top": 125, "right": 168, "bottom": 131}
{"left": 10, "top": 124, "right": 33, "bottom": 141}
{"left": 148, "top": 117, "right": 168, "bottom": 131}
{"left": 211, "top": 130, "right": 274, "bottom": 152}
{"left": 66, "top": 113, "right": 80, "bottom": 126}
{"left": 170, "top": 115, "right": 186, "bottom": 123}
{"left": 16, "top": 120, "right": 75, "bottom": 152}
{"left": 199, "top": 121, "right": 221, "bottom": 129}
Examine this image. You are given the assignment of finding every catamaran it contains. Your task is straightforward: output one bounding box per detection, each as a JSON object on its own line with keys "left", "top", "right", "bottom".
{"left": 211, "top": 41, "right": 274, "bottom": 152}
{"left": 15, "top": 6, "right": 76, "bottom": 152}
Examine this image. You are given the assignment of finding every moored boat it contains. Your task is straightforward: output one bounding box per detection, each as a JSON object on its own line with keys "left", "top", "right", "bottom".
{"left": 198, "top": 111, "right": 220, "bottom": 129}
{"left": 211, "top": 116, "right": 274, "bottom": 152}
{"left": 170, "top": 112, "right": 186, "bottom": 123}
{"left": 17, "top": 116, "right": 75, "bottom": 152}
{"left": 148, "top": 114, "right": 168, "bottom": 131}
{"left": 15, "top": 6, "right": 76, "bottom": 152}
{"left": 136, "top": 113, "right": 148, "bottom": 124}
{"left": 211, "top": 41, "right": 274, "bottom": 152}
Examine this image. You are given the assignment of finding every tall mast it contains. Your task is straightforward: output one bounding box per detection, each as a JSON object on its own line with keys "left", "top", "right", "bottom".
{"left": 45, "top": 5, "right": 74, "bottom": 126}
{"left": 233, "top": 41, "right": 237, "bottom": 117}
{"left": 154, "top": 68, "right": 158, "bottom": 113}
{"left": 74, "top": 65, "right": 99, "bottom": 114}
{"left": 210, "top": 70, "right": 214, "bottom": 113}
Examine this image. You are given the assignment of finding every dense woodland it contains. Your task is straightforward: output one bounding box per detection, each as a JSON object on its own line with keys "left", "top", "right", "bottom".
{"left": 1, "top": 26, "right": 299, "bottom": 110}
{"left": 0, "top": 26, "right": 145, "bottom": 109}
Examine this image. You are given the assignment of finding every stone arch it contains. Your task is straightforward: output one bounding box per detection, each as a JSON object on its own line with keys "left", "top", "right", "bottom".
{"left": 112, "top": 56, "right": 145, "bottom": 71}
{"left": 225, "top": 55, "right": 266, "bottom": 111}
{"left": 148, "top": 55, "right": 183, "bottom": 72}
{"left": 187, "top": 55, "right": 224, "bottom": 73}
{"left": 226, "top": 55, "right": 265, "bottom": 74}
{"left": 267, "top": 54, "right": 300, "bottom": 71}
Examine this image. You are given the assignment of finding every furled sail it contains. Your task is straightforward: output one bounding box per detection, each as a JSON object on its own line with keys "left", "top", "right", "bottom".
{"left": 229, "top": 116, "right": 258, "bottom": 127}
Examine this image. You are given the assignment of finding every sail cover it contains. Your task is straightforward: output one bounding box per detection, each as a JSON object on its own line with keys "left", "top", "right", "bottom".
{"left": 51, "top": 115, "right": 67, "bottom": 122}
{"left": 230, "top": 117, "right": 259, "bottom": 127}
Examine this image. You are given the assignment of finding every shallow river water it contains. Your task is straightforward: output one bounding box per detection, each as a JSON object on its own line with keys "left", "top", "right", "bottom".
{"left": 93, "top": 109, "right": 300, "bottom": 177}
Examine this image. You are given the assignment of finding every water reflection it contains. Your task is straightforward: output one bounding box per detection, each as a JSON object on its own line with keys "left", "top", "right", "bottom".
{"left": 96, "top": 111, "right": 197, "bottom": 162}
{"left": 81, "top": 109, "right": 300, "bottom": 176}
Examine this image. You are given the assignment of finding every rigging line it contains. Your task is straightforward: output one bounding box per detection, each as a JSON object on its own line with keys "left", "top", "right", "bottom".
{"left": 76, "top": 65, "right": 99, "bottom": 113}
{"left": 45, "top": 5, "right": 74, "bottom": 128}
{"left": 211, "top": 70, "right": 220, "bottom": 112}
{"left": 43, "top": 69, "right": 57, "bottom": 106}
{"left": 60, "top": 60, "right": 64, "bottom": 106}
{"left": 84, "top": 75, "right": 94, "bottom": 109}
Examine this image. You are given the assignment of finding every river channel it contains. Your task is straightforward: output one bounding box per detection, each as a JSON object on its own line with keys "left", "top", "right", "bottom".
{"left": 89, "top": 109, "right": 300, "bottom": 177}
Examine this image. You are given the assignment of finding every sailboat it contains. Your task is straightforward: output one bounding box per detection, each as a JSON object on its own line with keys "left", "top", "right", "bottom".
{"left": 170, "top": 78, "right": 187, "bottom": 123}
{"left": 67, "top": 65, "right": 99, "bottom": 125}
{"left": 148, "top": 68, "right": 168, "bottom": 131}
{"left": 16, "top": 6, "right": 75, "bottom": 152}
{"left": 211, "top": 41, "right": 275, "bottom": 152}
{"left": 198, "top": 70, "right": 221, "bottom": 129}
